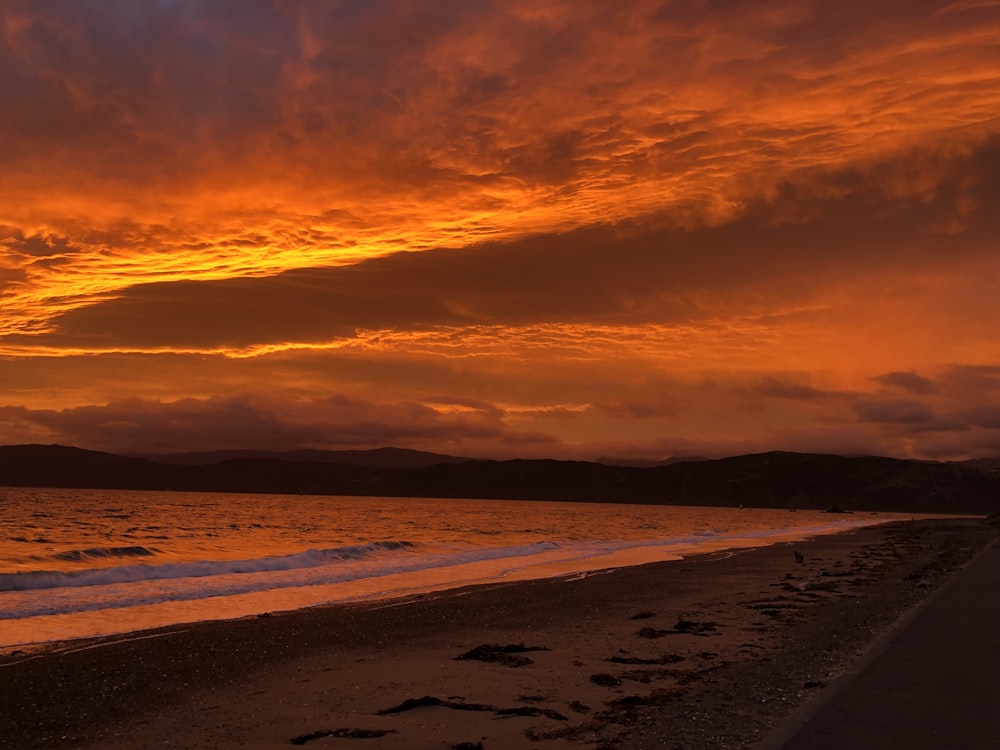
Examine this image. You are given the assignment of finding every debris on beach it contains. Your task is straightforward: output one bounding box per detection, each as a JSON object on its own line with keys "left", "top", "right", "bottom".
{"left": 590, "top": 673, "right": 622, "bottom": 687}
{"left": 630, "top": 611, "right": 657, "bottom": 620}
{"left": 456, "top": 642, "right": 550, "bottom": 667}
{"left": 637, "top": 619, "right": 720, "bottom": 638}
{"left": 376, "top": 695, "right": 566, "bottom": 720}
{"left": 290, "top": 728, "right": 397, "bottom": 744}
{"left": 606, "top": 653, "right": 685, "bottom": 665}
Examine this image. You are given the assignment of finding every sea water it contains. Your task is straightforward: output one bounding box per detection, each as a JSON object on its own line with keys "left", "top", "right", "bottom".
{"left": 0, "top": 487, "right": 902, "bottom": 648}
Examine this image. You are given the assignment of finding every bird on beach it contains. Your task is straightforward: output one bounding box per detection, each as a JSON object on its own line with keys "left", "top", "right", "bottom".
{"left": 794, "top": 550, "right": 804, "bottom": 564}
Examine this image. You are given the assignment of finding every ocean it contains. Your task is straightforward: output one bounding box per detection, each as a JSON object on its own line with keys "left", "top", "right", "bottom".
{"left": 0, "top": 487, "right": 902, "bottom": 649}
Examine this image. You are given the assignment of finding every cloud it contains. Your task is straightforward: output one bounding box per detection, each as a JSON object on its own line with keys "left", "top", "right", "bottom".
{"left": 940, "top": 365, "right": 1000, "bottom": 396}
{"left": 589, "top": 399, "right": 680, "bottom": 419}
{"left": 853, "top": 398, "right": 938, "bottom": 425}
{"left": 965, "top": 405, "right": 1000, "bottom": 430}
{"left": 4, "top": 138, "right": 998, "bottom": 357}
{"left": 1, "top": 1, "right": 999, "bottom": 343}
{"left": 2, "top": 355, "right": 1000, "bottom": 460}
{"left": 1, "top": 1, "right": 1000, "bottom": 463}
{"left": 871, "top": 371, "right": 939, "bottom": 394}
{"left": 0, "top": 394, "right": 537, "bottom": 455}
{"left": 754, "top": 377, "right": 840, "bottom": 401}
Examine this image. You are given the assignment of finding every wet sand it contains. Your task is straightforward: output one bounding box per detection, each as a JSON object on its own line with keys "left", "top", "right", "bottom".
{"left": 1, "top": 518, "right": 994, "bottom": 750}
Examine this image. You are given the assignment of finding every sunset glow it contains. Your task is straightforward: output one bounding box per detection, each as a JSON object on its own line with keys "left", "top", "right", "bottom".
{"left": 2, "top": 0, "right": 999, "bottom": 460}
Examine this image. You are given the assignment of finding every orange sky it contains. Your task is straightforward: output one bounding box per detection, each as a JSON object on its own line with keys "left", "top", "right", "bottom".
{"left": 2, "top": 0, "right": 1000, "bottom": 460}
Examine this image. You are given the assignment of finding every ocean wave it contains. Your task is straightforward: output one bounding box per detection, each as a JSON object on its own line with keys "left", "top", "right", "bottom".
{"left": 51, "top": 545, "right": 159, "bottom": 562}
{"left": 0, "top": 520, "right": 885, "bottom": 622}
{"left": 0, "top": 540, "right": 564, "bottom": 619}
{"left": 0, "top": 540, "right": 416, "bottom": 592}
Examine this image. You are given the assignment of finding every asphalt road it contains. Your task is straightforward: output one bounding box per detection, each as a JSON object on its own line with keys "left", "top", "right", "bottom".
{"left": 760, "top": 535, "right": 1000, "bottom": 749}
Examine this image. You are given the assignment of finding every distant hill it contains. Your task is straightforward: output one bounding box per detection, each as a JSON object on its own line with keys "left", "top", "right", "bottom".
{"left": 138, "top": 446, "right": 469, "bottom": 469}
{"left": 593, "top": 455, "right": 662, "bottom": 468}
{"left": 2, "top": 444, "right": 999, "bottom": 515}
{"left": 0, "top": 444, "right": 168, "bottom": 489}
{"left": 962, "top": 457, "right": 1000, "bottom": 472}
{"left": 657, "top": 455, "right": 710, "bottom": 466}
{"left": 593, "top": 454, "right": 709, "bottom": 467}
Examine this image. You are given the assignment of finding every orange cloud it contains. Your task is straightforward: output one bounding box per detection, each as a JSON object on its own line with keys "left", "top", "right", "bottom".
{"left": 1, "top": 1, "right": 999, "bottom": 460}
{"left": 2, "top": 1, "right": 998, "bottom": 339}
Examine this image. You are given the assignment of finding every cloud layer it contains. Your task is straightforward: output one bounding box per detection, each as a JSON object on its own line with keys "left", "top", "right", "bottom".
{"left": 1, "top": 1, "right": 999, "bottom": 460}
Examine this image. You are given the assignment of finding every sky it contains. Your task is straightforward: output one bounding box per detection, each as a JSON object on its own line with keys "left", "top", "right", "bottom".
{"left": 1, "top": 0, "right": 999, "bottom": 461}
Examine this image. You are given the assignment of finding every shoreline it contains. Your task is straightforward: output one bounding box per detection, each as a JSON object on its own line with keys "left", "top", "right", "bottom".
{"left": 0, "top": 512, "right": 897, "bottom": 651}
{"left": 1, "top": 518, "right": 995, "bottom": 749}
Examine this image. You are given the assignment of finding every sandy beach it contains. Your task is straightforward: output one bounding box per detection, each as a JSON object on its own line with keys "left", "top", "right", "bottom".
{"left": 1, "top": 518, "right": 994, "bottom": 750}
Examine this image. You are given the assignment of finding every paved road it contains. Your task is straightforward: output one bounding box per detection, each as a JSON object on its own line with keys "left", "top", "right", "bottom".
{"left": 761, "top": 537, "right": 1000, "bottom": 749}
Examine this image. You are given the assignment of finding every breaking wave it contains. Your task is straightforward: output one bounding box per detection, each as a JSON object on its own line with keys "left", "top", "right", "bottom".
{"left": 0, "top": 540, "right": 416, "bottom": 592}
{"left": 51, "top": 545, "right": 159, "bottom": 562}
{"left": 0, "top": 540, "right": 564, "bottom": 620}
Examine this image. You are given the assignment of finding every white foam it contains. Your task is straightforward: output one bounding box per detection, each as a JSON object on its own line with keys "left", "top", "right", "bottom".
{"left": 0, "top": 520, "right": 878, "bottom": 621}
{"left": 0, "top": 540, "right": 416, "bottom": 592}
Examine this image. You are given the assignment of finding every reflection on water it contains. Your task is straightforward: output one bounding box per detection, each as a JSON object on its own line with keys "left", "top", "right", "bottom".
{"left": 0, "top": 488, "right": 905, "bottom": 647}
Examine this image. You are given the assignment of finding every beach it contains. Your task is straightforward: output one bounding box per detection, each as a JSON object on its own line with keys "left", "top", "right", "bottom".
{"left": 1, "top": 518, "right": 994, "bottom": 750}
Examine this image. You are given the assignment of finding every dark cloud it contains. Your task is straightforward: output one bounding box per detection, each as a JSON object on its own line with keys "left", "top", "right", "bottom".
{"left": 592, "top": 400, "right": 679, "bottom": 419}
{"left": 3, "top": 1, "right": 997, "bottom": 233}
{"left": 0, "top": 0, "right": 300, "bottom": 174}
{"left": 853, "top": 398, "right": 937, "bottom": 425}
{"left": 871, "top": 371, "right": 939, "bottom": 394}
{"left": 965, "top": 406, "right": 1000, "bottom": 431}
{"left": 754, "top": 377, "right": 839, "bottom": 401}
{"left": 0, "top": 227, "right": 81, "bottom": 258}
{"left": 3, "top": 355, "right": 1000, "bottom": 459}
{"left": 940, "top": 366, "right": 1000, "bottom": 396}
{"left": 0, "top": 394, "right": 530, "bottom": 455}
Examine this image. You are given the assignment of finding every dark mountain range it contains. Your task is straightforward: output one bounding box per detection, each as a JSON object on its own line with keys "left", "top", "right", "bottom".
{"left": 0, "top": 444, "right": 168, "bottom": 490}
{"left": 1, "top": 444, "right": 998, "bottom": 515}
{"left": 137, "top": 446, "right": 468, "bottom": 469}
